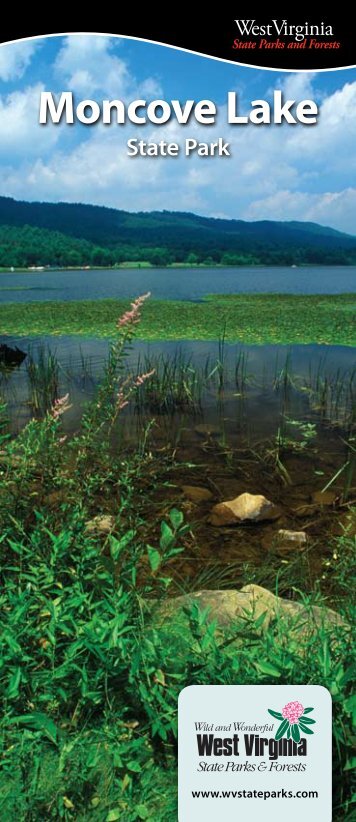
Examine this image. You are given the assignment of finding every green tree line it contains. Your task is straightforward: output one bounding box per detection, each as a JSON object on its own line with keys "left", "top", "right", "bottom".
{"left": 1, "top": 224, "right": 355, "bottom": 268}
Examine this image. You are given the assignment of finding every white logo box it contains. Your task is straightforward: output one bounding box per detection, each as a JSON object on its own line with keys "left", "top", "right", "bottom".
{"left": 178, "top": 685, "right": 331, "bottom": 821}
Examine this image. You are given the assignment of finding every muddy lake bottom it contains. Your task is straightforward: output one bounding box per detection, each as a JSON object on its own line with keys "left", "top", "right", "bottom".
{"left": 1, "top": 334, "right": 355, "bottom": 601}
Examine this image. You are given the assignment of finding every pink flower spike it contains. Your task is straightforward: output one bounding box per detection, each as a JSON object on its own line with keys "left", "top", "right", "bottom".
{"left": 135, "top": 368, "right": 155, "bottom": 386}
{"left": 54, "top": 393, "right": 69, "bottom": 407}
{"left": 51, "top": 394, "right": 72, "bottom": 418}
{"left": 116, "top": 388, "right": 130, "bottom": 411}
{"left": 131, "top": 292, "right": 151, "bottom": 308}
{"left": 117, "top": 292, "right": 151, "bottom": 329}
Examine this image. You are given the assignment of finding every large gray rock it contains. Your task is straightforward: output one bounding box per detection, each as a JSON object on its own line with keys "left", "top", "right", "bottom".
{"left": 153, "top": 584, "right": 345, "bottom": 634}
{"left": 148, "top": 585, "right": 347, "bottom": 670}
{"left": 210, "top": 492, "right": 281, "bottom": 526}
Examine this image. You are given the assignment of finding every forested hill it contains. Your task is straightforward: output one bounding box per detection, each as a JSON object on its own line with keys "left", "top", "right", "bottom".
{"left": 0, "top": 196, "right": 356, "bottom": 267}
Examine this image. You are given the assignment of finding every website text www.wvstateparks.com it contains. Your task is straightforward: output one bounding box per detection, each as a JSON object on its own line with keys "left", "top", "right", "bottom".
{"left": 191, "top": 788, "right": 318, "bottom": 800}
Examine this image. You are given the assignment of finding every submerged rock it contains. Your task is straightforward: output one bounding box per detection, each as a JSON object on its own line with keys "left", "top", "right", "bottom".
{"left": 0, "top": 343, "right": 26, "bottom": 367}
{"left": 195, "top": 423, "right": 220, "bottom": 438}
{"left": 312, "top": 490, "right": 337, "bottom": 506}
{"left": 294, "top": 503, "right": 319, "bottom": 518}
{"left": 209, "top": 492, "right": 280, "bottom": 526}
{"left": 181, "top": 484, "right": 213, "bottom": 502}
{"left": 262, "top": 529, "right": 308, "bottom": 555}
{"left": 278, "top": 529, "right": 307, "bottom": 545}
{"left": 85, "top": 515, "right": 115, "bottom": 535}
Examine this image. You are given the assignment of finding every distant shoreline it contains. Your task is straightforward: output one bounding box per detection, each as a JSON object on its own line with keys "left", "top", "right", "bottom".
{"left": 1, "top": 262, "right": 356, "bottom": 274}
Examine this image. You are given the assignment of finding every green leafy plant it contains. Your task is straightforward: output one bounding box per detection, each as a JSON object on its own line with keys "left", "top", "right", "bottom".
{"left": 277, "top": 417, "right": 317, "bottom": 452}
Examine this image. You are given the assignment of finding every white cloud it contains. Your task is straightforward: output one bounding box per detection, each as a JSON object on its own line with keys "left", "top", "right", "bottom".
{"left": 54, "top": 35, "right": 161, "bottom": 99}
{"left": 245, "top": 188, "right": 356, "bottom": 235}
{"left": 280, "top": 72, "right": 316, "bottom": 101}
{"left": 287, "top": 81, "right": 356, "bottom": 170}
{"left": 0, "top": 40, "right": 39, "bottom": 81}
{"left": 0, "top": 84, "right": 61, "bottom": 158}
{"left": 0, "top": 124, "right": 164, "bottom": 205}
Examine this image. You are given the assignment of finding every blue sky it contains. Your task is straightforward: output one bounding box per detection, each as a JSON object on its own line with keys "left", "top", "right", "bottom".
{"left": 0, "top": 34, "right": 355, "bottom": 233}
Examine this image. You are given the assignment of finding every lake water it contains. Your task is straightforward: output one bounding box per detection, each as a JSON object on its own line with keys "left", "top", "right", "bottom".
{"left": 0, "top": 265, "right": 355, "bottom": 303}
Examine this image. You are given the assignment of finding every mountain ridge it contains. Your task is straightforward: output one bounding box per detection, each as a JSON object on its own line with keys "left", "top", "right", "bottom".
{"left": 0, "top": 196, "right": 355, "bottom": 267}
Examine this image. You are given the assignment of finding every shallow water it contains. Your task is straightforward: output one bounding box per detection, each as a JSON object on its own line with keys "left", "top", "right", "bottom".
{"left": 0, "top": 265, "right": 355, "bottom": 303}
{"left": 1, "top": 333, "right": 354, "bottom": 593}
{"left": 1, "top": 335, "right": 354, "bottom": 436}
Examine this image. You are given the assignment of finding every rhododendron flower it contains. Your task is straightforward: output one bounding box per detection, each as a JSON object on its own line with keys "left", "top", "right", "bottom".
{"left": 282, "top": 701, "right": 304, "bottom": 724}
{"left": 269, "top": 701, "right": 315, "bottom": 741}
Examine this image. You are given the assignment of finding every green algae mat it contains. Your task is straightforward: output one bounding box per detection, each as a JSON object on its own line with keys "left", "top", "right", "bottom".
{"left": 0, "top": 293, "right": 355, "bottom": 346}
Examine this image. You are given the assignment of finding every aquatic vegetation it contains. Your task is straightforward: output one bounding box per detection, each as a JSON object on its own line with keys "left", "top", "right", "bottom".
{"left": 26, "top": 345, "right": 60, "bottom": 416}
{"left": 0, "top": 293, "right": 355, "bottom": 345}
{"left": 277, "top": 417, "right": 317, "bottom": 452}
{"left": 133, "top": 351, "right": 204, "bottom": 414}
